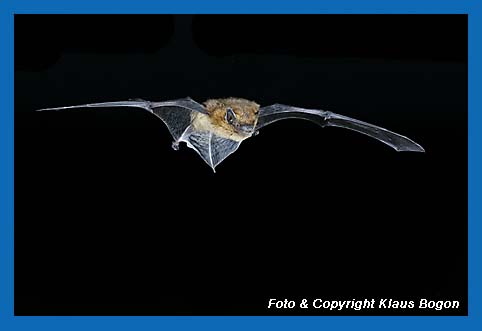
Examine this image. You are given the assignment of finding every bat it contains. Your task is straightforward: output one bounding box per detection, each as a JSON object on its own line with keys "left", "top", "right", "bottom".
{"left": 37, "top": 97, "right": 425, "bottom": 171}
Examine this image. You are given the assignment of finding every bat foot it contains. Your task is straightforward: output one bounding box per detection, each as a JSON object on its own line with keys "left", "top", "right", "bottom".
{"left": 171, "top": 141, "right": 180, "bottom": 151}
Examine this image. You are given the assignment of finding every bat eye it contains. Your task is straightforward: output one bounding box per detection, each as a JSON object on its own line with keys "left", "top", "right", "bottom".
{"left": 225, "top": 107, "right": 236, "bottom": 125}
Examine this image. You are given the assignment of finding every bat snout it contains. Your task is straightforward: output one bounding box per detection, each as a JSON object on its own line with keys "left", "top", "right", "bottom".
{"left": 238, "top": 124, "right": 256, "bottom": 135}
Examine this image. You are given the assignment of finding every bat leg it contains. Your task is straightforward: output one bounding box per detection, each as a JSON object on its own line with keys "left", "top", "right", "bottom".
{"left": 252, "top": 130, "right": 259, "bottom": 137}
{"left": 171, "top": 141, "right": 180, "bottom": 151}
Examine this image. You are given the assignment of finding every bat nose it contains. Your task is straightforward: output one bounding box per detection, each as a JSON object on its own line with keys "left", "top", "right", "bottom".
{"left": 239, "top": 124, "right": 255, "bottom": 134}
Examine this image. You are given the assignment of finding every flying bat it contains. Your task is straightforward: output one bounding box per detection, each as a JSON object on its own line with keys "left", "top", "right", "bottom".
{"left": 37, "top": 97, "right": 425, "bottom": 171}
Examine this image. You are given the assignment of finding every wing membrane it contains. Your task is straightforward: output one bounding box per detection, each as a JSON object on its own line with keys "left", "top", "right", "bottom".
{"left": 256, "top": 104, "right": 424, "bottom": 152}
{"left": 37, "top": 97, "right": 208, "bottom": 143}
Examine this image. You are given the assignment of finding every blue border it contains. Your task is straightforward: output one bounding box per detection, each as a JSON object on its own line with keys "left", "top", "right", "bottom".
{"left": 1, "top": 0, "right": 479, "bottom": 330}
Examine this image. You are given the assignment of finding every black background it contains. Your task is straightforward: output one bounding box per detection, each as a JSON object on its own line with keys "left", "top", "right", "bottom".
{"left": 15, "top": 15, "right": 467, "bottom": 315}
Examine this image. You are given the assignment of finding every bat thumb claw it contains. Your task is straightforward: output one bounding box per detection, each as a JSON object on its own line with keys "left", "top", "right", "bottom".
{"left": 171, "top": 141, "right": 180, "bottom": 151}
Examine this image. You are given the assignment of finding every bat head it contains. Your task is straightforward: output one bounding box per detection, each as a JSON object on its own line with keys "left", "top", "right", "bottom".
{"left": 203, "top": 98, "right": 260, "bottom": 141}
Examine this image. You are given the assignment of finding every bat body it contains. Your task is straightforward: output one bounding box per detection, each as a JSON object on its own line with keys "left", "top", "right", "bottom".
{"left": 37, "top": 97, "right": 424, "bottom": 171}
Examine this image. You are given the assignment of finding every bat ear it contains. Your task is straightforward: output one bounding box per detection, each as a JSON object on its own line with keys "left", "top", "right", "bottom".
{"left": 225, "top": 107, "right": 236, "bottom": 124}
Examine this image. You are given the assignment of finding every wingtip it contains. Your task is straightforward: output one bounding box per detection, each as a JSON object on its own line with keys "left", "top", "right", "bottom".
{"left": 35, "top": 107, "right": 51, "bottom": 112}
{"left": 394, "top": 135, "right": 425, "bottom": 153}
{"left": 408, "top": 140, "right": 426, "bottom": 153}
{"left": 416, "top": 145, "right": 426, "bottom": 153}
{"left": 35, "top": 106, "right": 70, "bottom": 112}
{"left": 397, "top": 143, "right": 425, "bottom": 153}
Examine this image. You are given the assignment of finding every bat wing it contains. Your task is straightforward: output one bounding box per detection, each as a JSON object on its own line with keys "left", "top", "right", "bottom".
{"left": 255, "top": 104, "right": 425, "bottom": 152}
{"left": 37, "top": 97, "right": 239, "bottom": 171}
{"left": 181, "top": 127, "right": 242, "bottom": 171}
{"left": 37, "top": 96, "right": 209, "bottom": 146}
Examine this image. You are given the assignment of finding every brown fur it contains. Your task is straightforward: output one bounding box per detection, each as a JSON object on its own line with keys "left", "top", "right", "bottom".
{"left": 203, "top": 98, "right": 260, "bottom": 135}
